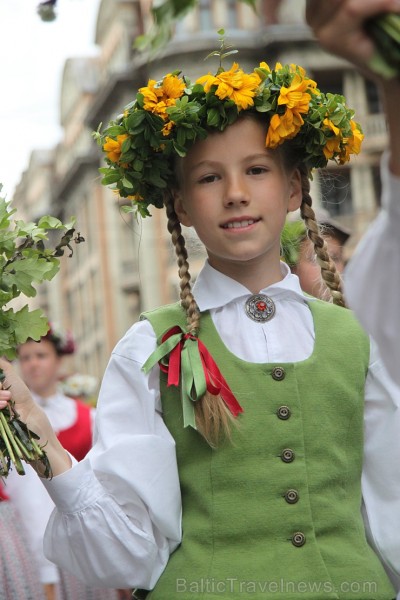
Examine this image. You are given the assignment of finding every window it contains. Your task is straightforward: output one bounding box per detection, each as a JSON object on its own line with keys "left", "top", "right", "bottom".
{"left": 365, "top": 80, "right": 382, "bottom": 115}
{"left": 312, "top": 70, "right": 343, "bottom": 97}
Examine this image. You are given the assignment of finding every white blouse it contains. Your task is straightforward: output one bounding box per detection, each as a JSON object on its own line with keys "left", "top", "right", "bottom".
{"left": 345, "top": 150, "right": 400, "bottom": 387}
{"left": 41, "top": 260, "right": 400, "bottom": 595}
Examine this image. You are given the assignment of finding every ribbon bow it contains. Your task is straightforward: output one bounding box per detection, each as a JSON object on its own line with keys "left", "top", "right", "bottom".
{"left": 142, "top": 326, "right": 243, "bottom": 429}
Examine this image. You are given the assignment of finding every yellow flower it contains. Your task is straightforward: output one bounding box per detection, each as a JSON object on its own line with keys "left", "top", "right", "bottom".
{"left": 278, "top": 72, "right": 316, "bottom": 114}
{"left": 259, "top": 61, "right": 271, "bottom": 72}
{"left": 127, "top": 194, "right": 144, "bottom": 202}
{"left": 339, "top": 120, "right": 364, "bottom": 163}
{"left": 196, "top": 63, "right": 261, "bottom": 111}
{"left": 103, "top": 134, "right": 129, "bottom": 163}
{"left": 323, "top": 118, "right": 340, "bottom": 137}
{"left": 323, "top": 136, "right": 342, "bottom": 160}
{"left": 140, "top": 74, "right": 185, "bottom": 119}
{"left": 322, "top": 118, "right": 343, "bottom": 160}
{"left": 266, "top": 109, "right": 304, "bottom": 148}
{"left": 112, "top": 190, "right": 143, "bottom": 202}
{"left": 162, "top": 121, "right": 175, "bottom": 136}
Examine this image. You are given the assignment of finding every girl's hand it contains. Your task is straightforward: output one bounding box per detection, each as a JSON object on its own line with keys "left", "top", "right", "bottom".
{"left": 0, "top": 358, "right": 72, "bottom": 477}
{"left": 0, "top": 358, "right": 50, "bottom": 443}
{"left": 305, "top": 0, "right": 400, "bottom": 80}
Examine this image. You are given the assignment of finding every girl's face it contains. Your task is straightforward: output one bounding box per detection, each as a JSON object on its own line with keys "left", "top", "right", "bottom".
{"left": 173, "top": 118, "right": 302, "bottom": 286}
{"left": 18, "top": 339, "right": 61, "bottom": 396}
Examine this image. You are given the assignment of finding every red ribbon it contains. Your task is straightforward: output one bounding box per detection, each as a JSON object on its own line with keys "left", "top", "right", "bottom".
{"left": 159, "top": 326, "right": 243, "bottom": 418}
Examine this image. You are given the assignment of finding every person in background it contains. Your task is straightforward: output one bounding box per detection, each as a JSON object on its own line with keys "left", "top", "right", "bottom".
{"left": 5, "top": 324, "right": 127, "bottom": 600}
{"left": 305, "top": 0, "right": 400, "bottom": 385}
{"left": 281, "top": 208, "right": 351, "bottom": 299}
{"left": 0, "top": 481, "right": 45, "bottom": 600}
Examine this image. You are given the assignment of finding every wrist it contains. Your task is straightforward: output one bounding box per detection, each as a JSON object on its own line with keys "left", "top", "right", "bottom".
{"left": 30, "top": 435, "right": 72, "bottom": 479}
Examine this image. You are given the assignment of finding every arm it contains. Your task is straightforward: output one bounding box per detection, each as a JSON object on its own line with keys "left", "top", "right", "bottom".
{"left": 0, "top": 321, "right": 182, "bottom": 590}
{"left": 305, "top": 0, "right": 400, "bottom": 175}
{"left": 362, "top": 340, "right": 400, "bottom": 592}
{"left": 306, "top": 0, "right": 400, "bottom": 382}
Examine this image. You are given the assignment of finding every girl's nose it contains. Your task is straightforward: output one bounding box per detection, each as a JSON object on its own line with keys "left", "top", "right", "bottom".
{"left": 223, "top": 175, "right": 250, "bottom": 207}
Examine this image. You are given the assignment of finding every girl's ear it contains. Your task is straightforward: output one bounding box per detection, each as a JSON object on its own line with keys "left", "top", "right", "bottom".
{"left": 173, "top": 190, "right": 192, "bottom": 227}
{"left": 287, "top": 168, "right": 303, "bottom": 213}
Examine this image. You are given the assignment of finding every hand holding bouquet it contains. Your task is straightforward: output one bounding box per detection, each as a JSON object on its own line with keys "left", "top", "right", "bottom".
{"left": 366, "top": 11, "right": 400, "bottom": 78}
{"left": 0, "top": 186, "right": 84, "bottom": 478}
{"left": 306, "top": 0, "right": 400, "bottom": 79}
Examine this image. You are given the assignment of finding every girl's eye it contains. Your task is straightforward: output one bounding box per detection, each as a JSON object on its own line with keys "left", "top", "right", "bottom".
{"left": 248, "top": 166, "right": 268, "bottom": 175}
{"left": 198, "top": 174, "right": 219, "bottom": 184}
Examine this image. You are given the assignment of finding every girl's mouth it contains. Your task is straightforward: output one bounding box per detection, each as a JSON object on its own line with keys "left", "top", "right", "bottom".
{"left": 222, "top": 218, "right": 259, "bottom": 229}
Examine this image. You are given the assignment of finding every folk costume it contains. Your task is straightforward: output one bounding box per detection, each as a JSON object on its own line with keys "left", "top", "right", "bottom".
{"left": 40, "top": 261, "right": 400, "bottom": 598}
{"left": 21, "top": 53, "right": 399, "bottom": 598}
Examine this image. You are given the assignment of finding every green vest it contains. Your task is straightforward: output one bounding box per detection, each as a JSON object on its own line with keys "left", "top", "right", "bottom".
{"left": 142, "top": 300, "right": 394, "bottom": 599}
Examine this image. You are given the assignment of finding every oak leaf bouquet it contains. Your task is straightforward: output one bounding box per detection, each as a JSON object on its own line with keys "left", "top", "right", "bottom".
{"left": 366, "top": 12, "right": 400, "bottom": 77}
{"left": 0, "top": 185, "right": 83, "bottom": 479}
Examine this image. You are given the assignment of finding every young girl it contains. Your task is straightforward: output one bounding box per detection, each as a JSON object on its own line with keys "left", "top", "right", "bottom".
{"left": 0, "top": 15, "right": 400, "bottom": 600}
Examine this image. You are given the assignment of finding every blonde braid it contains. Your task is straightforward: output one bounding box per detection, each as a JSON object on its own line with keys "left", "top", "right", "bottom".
{"left": 164, "top": 191, "right": 235, "bottom": 447}
{"left": 164, "top": 191, "right": 200, "bottom": 333}
{"left": 299, "top": 169, "right": 346, "bottom": 307}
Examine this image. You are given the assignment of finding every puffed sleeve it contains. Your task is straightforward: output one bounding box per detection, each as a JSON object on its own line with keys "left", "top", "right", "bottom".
{"left": 42, "top": 320, "right": 182, "bottom": 590}
{"left": 362, "top": 339, "right": 400, "bottom": 595}
{"left": 345, "top": 151, "right": 400, "bottom": 386}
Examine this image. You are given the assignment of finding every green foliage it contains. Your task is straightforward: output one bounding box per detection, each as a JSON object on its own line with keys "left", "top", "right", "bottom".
{"left": 366, "top": 13, "right": 400, "bottom": 78}
{"left": 280, "top": 220, "right": 307, "bottom": 267}
{"left": 0, "top": 187, "right": 83, "bottom": 360}
{"left": 0, "top": 184, "right": 84, "bottom": 478}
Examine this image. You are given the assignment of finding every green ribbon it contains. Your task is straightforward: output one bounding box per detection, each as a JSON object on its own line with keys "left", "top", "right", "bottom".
{"left": 142, "top": 327, "right": 207, "bottom": 429}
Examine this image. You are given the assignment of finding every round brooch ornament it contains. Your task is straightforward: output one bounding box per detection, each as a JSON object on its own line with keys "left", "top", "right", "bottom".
{"left": 244, "top": 294, "right": 276, "bottom": 323}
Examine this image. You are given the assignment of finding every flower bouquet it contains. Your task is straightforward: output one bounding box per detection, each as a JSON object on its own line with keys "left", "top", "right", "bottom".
{"left": 0, "top": 185, "right": 84, "bottom": 478}
{"left": 366, "top": 12, "right": 400, "bottom": 78}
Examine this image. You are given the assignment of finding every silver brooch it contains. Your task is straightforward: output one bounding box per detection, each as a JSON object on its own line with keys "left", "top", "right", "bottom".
{"left": 245, "top": 294, "right": 276, "bottom": 323}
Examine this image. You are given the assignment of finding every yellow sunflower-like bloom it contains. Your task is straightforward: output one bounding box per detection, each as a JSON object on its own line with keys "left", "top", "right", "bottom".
{"left": 259, "top": 61, "right": 271, "bottom": 72}
{"left": 162, "top": 121, "right": 175, "bottom": 136}
{"left": 278, "top": 72, "right": 317, "bottom": 114}
{"left": 322, "top": 118, "right": 345, "bottom": 160}
{"left": 140, "top": 74, "right": 186, "bottom": 119}
{"left": 323, "top": 136, "right": 342, "bottom": 160}
{"left": 266, "top": 109, "right": 304, "bottom": 148}
{"left": 103, "top": 134, "right": 129, "bottom": 163}
{"left": 323, "top": 118, "right": 341, "bottom": 137}
{"left": 112, "top": 190, "right": 143, "bottom": 202}
{"left": 127, "top": 193, "right": 144, "bottom": 202}
{"left": 339, "top": 120, "right": 364, "bottom": 164}
{"left": 196, "top": 63, "right": 261, "bottom": 111}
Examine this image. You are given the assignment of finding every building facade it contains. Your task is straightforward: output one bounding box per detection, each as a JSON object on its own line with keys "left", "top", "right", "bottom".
{"left": 11, "top": 0, "right": 388, "bottom": 380}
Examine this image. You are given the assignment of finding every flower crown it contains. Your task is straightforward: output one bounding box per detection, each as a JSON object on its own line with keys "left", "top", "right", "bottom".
{"left": 94, "top": 52, "right": 363, "bottom": 218}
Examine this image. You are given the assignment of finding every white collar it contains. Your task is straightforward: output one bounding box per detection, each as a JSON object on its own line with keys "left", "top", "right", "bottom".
{"left": 192, "top": 260, "right": 313, "bottom": 312}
